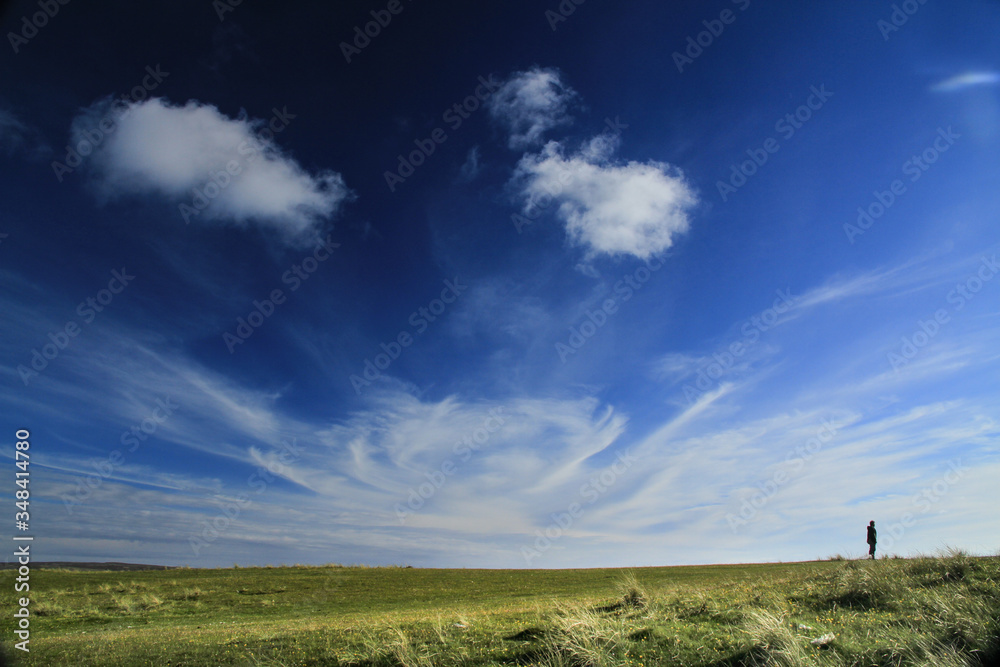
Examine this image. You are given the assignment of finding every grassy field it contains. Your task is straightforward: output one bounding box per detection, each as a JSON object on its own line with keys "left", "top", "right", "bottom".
{"left": 1, "top": 552, "right": 997, "bottom": 666}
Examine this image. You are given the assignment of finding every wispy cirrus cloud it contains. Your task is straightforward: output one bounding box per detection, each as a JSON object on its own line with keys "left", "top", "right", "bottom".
{"left": 488, "top": 67, "right": 577, "bottom": 150}
{"left": 16, "top": 316, "right": 1000, "bottom": 567}
{"left": 0, "top": 107, "right": 49, "bottom": 159}
{"left": 930, "top": 70, "right": 1000, "bottom": 93}
{"left": 8, "top": 242, "right": 999, "bottom": 568}
{"left": 0, "top": 108, "right": 29, "bottom": 155}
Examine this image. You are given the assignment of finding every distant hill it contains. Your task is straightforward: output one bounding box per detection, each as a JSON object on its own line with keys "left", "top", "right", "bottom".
{"left": 0, "top": 561, "right": 176, "bottom": 571}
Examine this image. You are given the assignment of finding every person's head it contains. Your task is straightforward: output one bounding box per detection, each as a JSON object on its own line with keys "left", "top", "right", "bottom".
{"left": 870, "top": 520, "right": 875, "bottom": 526}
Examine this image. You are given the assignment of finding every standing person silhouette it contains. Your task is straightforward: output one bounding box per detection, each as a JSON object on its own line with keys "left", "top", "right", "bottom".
{"left": 866, "top": 520, "right": 877, "bottom": 559}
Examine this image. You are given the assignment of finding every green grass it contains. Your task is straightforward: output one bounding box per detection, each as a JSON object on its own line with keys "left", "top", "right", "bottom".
{"left": 1, "top": 553, "right": 997, "bottom": 666}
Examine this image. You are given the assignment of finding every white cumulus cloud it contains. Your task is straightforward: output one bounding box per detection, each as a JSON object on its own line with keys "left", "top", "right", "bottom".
{"left": 70, "top": 97, "right": 351, "bottom": 243}
{"left": 513, "top": 134, "right": 698, "bottom": 259}
{"left": 488, "top": 67, "right": 576, "bottom": 150}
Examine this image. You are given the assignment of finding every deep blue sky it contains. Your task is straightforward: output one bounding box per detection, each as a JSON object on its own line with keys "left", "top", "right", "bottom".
{"left": 1, "top": 0, "right": 998, "bottom": 568}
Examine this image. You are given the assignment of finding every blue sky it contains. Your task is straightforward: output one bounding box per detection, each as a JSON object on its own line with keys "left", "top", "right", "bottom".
{"left": 1, "top": 0, "right": 998, "bottom": 568}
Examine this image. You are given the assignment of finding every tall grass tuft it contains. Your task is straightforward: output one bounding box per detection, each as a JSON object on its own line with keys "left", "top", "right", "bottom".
{"left": 905, "top": 635, "right": 976, "bottom": 667}
{"left": 386, "top": 627, "right": 437, "bottom": 667}
{"left": 742, "top": 609, "right": 813, "bottom": 667}
{"left": 32, "top": 599, "right": 69, "bottom": 617}
{"left": 353, "top": 626, "right": 455, "bottom": 667}
{"left": 538, "top": 605, "right": 628, "bottom": 667}
{"left": 824, "top": 558, "right": 903, "bottom": 610}
{"left": 921, "top": 590, "right": 992, "bottom": 653}
{"left": 907, "top": 550, "right": 978, "bottom": 585}
{"left": 615, "top": 571, "right": 649, "bottom": 611}
{"left": 173, "top": 586, "right": 203, "bottom": 601}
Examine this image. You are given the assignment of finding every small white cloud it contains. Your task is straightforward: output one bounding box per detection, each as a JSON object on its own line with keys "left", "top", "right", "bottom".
{"left": 513, "top": 134, "right": 697, "bottom": 259}
{"left": 488, "top": 67, "right": 576, "bottom": 150}
{"left": 71, "top": 97, "right": 352, "bottom": 243}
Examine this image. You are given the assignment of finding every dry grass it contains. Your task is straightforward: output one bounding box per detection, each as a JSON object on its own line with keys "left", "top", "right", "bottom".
{"left": 5, "top": 553, "right": 997, "bottom": 666}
